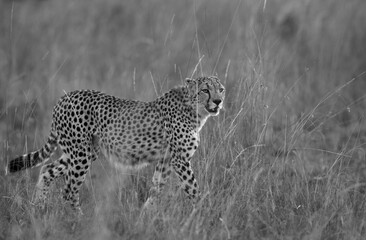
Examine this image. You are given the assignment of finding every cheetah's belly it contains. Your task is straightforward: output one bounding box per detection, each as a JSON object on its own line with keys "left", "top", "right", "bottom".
{"left": 99, "top": 140, "right": 170, "bottom": 171}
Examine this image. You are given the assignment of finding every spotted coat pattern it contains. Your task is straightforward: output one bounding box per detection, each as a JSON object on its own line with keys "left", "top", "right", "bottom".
{"left": 7, "top": 76, "right": 225, "bottom": 212}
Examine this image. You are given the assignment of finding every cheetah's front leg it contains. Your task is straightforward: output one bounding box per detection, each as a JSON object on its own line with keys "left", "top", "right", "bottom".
{"left": 172, "top": 157, "right": 200, "bottom": 202}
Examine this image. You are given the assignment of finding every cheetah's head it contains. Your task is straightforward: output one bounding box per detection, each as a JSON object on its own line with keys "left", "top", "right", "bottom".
{"left": 185, "top": 76, "right": 225, "bottom": 116}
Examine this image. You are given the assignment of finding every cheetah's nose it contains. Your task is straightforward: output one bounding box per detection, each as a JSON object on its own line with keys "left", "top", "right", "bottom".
{"left": 213, "top": 99, "right": 222, "bottom": 106}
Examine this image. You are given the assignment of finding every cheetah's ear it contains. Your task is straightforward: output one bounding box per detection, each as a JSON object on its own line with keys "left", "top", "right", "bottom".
{"left": 185, "top": 78, "right": 196, "bottom": 86}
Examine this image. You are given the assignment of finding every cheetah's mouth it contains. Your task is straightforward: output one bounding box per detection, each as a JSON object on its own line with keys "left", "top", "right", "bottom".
{"left": 206, "top": 106, "right": 220, "bottom": 114}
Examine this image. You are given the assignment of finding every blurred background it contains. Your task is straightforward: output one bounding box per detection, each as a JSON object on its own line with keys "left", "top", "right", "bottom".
{"left": 1, "top": 0, "right": 366, "bottom": 239}
{"left": 1, "top": 0, "right": 366, "bottom": 151}
{"left": 0, "top": 0, "right": 365, "bottom": 153}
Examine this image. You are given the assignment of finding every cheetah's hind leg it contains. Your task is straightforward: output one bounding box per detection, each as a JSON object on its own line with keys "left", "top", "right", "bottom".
{"left": 142, "top": 160, "right": 173, "bottom": 211}
{"left": 62, "top": 144, "right": 97, "bottom": 216}
{"left": 32, "top": 155, "right": 68, "bottom": 209}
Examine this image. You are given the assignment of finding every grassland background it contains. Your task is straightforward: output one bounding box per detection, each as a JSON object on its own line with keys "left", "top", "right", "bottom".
{"left": 1, "top": 0, "right": 366, "bottom": 239}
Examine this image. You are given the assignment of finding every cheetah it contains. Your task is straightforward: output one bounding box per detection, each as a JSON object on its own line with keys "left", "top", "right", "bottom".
{"left": 7, "top": 76, "right": 225, "bottom": 213}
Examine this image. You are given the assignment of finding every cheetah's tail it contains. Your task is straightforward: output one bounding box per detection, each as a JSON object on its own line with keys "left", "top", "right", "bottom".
{"left": 7, "top": 131, "right": 58, "bottom": 174}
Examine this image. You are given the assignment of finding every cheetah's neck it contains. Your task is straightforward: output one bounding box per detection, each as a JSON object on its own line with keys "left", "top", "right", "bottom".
{"left": 156, "top": 86, "right": 210, "bottom": 133}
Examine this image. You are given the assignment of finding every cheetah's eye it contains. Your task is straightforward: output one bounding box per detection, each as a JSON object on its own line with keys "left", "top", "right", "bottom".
{"left": 219, "top": 88, "right": 225, "bottom": 93}
{"left": 201, "top": 89, "right": 209, "bottom": 94}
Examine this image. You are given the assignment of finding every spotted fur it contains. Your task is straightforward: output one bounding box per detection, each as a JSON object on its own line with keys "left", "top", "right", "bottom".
{"left": 7, "top": 76, "right": 225, "bottom": 212}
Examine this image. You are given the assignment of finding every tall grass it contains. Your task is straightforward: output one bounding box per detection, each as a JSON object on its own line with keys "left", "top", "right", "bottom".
{"left": 1, "top": 0, "right": 366, "bottom": 239}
